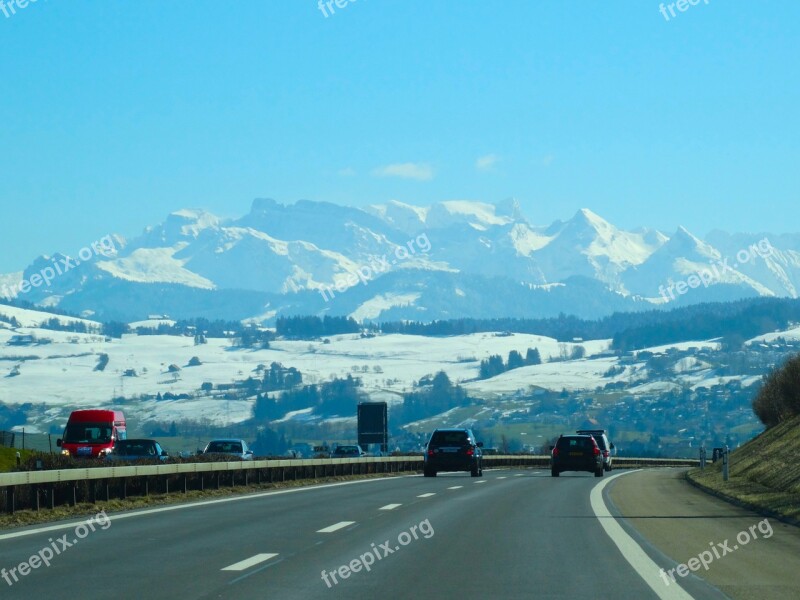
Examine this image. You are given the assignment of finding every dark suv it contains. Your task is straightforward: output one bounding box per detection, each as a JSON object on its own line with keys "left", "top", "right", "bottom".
{"left": 576, "top": 429, "right": 614, "bottom": 471}
{"left": 423, "top": 428, "right": 483, "bottom": 477}
{"left": 551, "top": 434, "right": 603, "bottom": 477}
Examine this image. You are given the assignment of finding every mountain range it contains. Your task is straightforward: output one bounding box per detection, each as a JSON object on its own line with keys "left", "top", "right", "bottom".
{"left": 3, "top": 198, "right": 800, "bottom": 323}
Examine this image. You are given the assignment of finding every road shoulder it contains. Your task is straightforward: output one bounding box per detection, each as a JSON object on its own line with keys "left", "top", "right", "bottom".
{"left": 608, "top": 468, "right": 800, "bottom": 600}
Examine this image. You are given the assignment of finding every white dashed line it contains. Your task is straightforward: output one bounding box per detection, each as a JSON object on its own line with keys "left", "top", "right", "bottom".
{"left": 496, "top": 476, "right": 507, "bottom": 480}
{"left": 379, "top": 504, "right": 402, "bottom": 510}
{"left": 417, "top": 493, "right": 436, "bottom": 498}
{"left": 317, "top": 521, "right": 356, "bottom": 533}
{"left": 447, "top": 486, "right": 463, "bottom": 490}
{"left": 474, "top": 480, "right": 487, "bottom": 484}
{"left": 222, "top": 553, "right": 279, "bottom": 571}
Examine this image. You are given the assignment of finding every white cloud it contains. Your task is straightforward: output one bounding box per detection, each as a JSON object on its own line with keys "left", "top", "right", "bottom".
{"left": 476, "top": 154, "right": 500, "bottom": 172}
{"left": 372, "top": 162, "right": 434, "bottom": 181}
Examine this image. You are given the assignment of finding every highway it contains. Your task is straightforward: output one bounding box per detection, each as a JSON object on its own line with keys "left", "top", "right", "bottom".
{"left": 0, "top": 468, "right": 797, "bottom": 599}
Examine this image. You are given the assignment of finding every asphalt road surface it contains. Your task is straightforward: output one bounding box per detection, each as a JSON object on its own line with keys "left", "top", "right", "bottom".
{"left": 0, "top": 468, "right": 793, "bottom": 599}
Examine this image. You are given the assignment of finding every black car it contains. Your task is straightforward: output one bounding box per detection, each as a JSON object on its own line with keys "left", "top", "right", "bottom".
{"left": 551, "top": 434, "right": 603, "bottom": 477}
{"left": 423, "top": 428, "right": 483, "bottom": 477}
{"left": 106, "top": 439, "right": 169, "bottom": 462}
{"left": 576, "top": 429, "right": 614, "bottom": 471}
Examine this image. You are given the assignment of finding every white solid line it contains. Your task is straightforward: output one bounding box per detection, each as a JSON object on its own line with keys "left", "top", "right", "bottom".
{"left": 0, "top": 475, "right": 414, "bottom": 542}
{"left": 317, "top": 521, "right": 356, "bottom": 533}
{"left": 590, "top": 472, "right": 694, "bottom": 600}
{"left": 379, "top": 504, "right": 402, "bottom": 510}
{"left": 222, "top": 553, "right": 278, "bottom": 571}
{"left": 447, "top": 486, "right": 463, "bottom": 490}
{"left": 417, "top": 493, "right": 436, "bottom": 498}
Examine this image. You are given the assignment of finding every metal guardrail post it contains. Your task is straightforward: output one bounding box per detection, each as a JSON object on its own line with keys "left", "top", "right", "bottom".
{"left": 722, "top": 445, "right": 729, "bottom": 481}
{"left": 700, "top": 446, "right": 706, "bottom": 470}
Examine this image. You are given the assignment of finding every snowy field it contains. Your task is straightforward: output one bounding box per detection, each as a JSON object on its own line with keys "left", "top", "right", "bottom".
{"left": 0, "top": 303, "right": 780, "bottom": 429}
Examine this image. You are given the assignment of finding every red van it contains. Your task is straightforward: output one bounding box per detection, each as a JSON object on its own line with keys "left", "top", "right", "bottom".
{"left": 57, "top": 410, "right": 127, "bottom": 458}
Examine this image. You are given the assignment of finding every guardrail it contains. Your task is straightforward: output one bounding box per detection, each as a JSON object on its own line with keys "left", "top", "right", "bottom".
{"left": 0, "top": 455, "right": 699, "bottom": 515}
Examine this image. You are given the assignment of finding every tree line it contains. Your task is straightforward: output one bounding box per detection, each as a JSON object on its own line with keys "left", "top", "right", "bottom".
{"left": 479, "top": 348, "right": 542, "bottom": 379}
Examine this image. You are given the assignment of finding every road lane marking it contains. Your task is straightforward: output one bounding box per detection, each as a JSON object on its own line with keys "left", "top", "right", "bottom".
{"left": 591, "top": 472, "right": 694, "bottom": 600}
{"left": 447, "top": 486, "right": 463, "bottom": 490}
{"left": 474, "top": 480, "right": 487, "bottom": 484}
{"left": 514, "top": 473, "right": 525, "bottom": 477}
{"left": 317, "top": 521, "right": 356, "bottom": 533}
{"left": 222, "top": 553, "right": 278, "bottom": 571}
{"left": 496, "top": 476, "right": 507, "bottom": 479}
{"left": 379, "top": 504, "right": 402, "bottom": 510}
{"left": 0, "top": 475, "right": 417, "bottom": 542}
{"left": 417, "top": 493, "right": 436, "bottom": 498}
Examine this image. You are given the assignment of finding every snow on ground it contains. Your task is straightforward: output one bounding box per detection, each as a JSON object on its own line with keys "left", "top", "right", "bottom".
{"left": 0, "top": 303, "right": 782, "bottom": 429}
{"left": 628, "top": 381, "right": 682, "bottom": 394}
{"left": 464, "top": 356, "right": 633, "bottom": 395}
{"left": 643, "top": 340, "right": 720, "bottom": 354}
{"left": 0, "top": 327, "right": 607, "bottom": 427}
{"left": 349, "top": 292, "right": 421, "bottom": 321}
{"left": 129, "top": 318, "right": 177, "bottom": 329}
{"left": 0, "top": 304, "right": 100, "bottom": 328}
{"left": 747, "top": 325, "right": 800, "bottom": 344}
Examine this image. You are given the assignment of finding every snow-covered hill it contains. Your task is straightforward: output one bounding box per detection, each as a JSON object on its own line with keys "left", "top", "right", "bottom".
{"left": 2, "top": 305, "right": 789, "bottom": 432}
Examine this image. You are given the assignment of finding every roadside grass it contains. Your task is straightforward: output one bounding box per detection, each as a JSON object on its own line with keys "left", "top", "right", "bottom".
{"left": 0, "top": 447, "right": 34, "bottom": 473}
{"left": 687, "top": 413, "right": 800, "bottom": 523}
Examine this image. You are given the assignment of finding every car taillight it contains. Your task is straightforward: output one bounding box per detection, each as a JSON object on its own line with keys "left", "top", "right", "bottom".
{"left": 593, "top": 447, "right": 601, "bottom": 456}
{"left": 603, "top": 450, "right": 609, "bottom": 457}
{"left": 552, "top": 447, "right": 559, "bottom": 457}
{"left": 466, "top": 448, "right": 474, "bottom": 456}
{"left": 427, "top": 449, "right": 434, "bottom": 456}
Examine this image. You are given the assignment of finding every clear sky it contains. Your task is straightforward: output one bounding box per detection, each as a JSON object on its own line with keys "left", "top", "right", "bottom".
{"left": 1, "top": 0, "right": 798, "bottom": 272}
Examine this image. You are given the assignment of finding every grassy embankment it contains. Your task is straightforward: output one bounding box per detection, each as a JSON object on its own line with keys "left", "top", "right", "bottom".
{"left": 687, "top": 413, "right": 800, "bottom": 523}
{"left": 0, "top": 447, "right": 34, "bottom": 472}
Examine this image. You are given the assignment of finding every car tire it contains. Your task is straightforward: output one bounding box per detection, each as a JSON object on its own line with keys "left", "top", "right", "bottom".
{"left": 605, "top": 464, "right": 612, "bottom": 472}
{"left": 471, "top": 466, "right": 480, "bottom": 477}
{"left": 423, "top": 467, "right": 435, "bottom": 477}
{"left": 595, "top": 468, "right": 603, "bottom": 477}
{"left": 551, "top": 468, "right": 559, "bottom": 477}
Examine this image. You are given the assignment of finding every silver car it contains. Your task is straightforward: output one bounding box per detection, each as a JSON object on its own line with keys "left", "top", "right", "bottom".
{"left": 202, "top": 439, "right": 254, "bottom": 461}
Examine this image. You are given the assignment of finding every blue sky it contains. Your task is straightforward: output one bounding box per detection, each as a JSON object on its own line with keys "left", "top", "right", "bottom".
{"left": 1, "top": 0, "right": 798, "bottom": 272}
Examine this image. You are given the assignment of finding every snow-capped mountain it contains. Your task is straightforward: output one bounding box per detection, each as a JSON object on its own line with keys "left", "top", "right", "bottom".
{"left": 3, "top": 199, "right": 799, "bottom": 323}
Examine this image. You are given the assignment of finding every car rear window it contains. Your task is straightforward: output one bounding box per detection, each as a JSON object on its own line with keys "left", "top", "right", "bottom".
{"left": 557, "top": 437, "right": 592, "bottom": 450}
{"left": 207, "top": 442, "right": 242, "bottom": 453}
{"left": 431, "top": 431, "right": 469, "bottom": 445}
